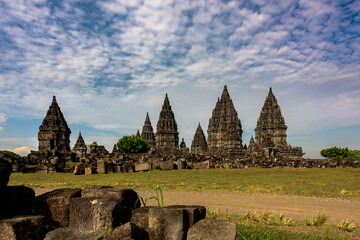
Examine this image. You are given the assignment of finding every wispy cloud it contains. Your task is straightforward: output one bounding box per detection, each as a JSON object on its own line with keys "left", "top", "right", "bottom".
{"left": 0, "top": 0, "right": 359, "bottom": 158}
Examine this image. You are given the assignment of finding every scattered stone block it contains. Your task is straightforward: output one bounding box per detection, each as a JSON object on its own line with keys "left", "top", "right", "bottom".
{"left": 84, "top": 167, "right": 93, "bottom": 175}
{"left": 0, "top": 215, "right": 49, "bottom": 240}
{"left": 97, "top": 159, "right": 106, "bottom": 174}
{"left": 176, "top": 160, "right": 185, "bottom": 170}
{"left": 34, "top": 188, "right": 81, "bottom": 226}
{"left": 1, "top": 186, "right": 36, "bottom": 219}
{"left": 148, "top": 207, "right": 189, "bottom": 240}
{"left": 73, "top": 163, "right": 84, "bottom": 175}
{"left": 160, "top": 161, "right": 174, "bottom": 170}
{"left": 130, "top": 206, "right": 156, "bottom": 230}
{"left": 69, "top": 197, "right": 129, "bottom": 232}
{"left": 187, "top": 219, "right": 237, "bottom": 240}
{"left": 166, "top": 205, "right": 206, "bottom": 227}
{"left": 0, "top": 158, "right": 12, "bottom": 191}
{"left": 44, "top": 227, "right": 98, "bottom": 240}
{"left": 115, "top": 166, "right": 122, "bottom": 173}
{"left": 82, "top": 186, "right": 140, "bottom": 209}
{"left": 135, "top": 162, "right": 150, "bottom": 172}
{"left": 104, "top": 222, "right": 149, "bottom": 240}
{"left": 193, "top": 160, "right": 210, "bottom": 170}
{"left": 107, "top": 163, "right": 115, "bottom": 173}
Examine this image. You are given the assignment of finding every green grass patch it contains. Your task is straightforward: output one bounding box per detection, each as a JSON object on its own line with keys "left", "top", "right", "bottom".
{"left": 208, "top": 209, "right": 359, "bottom": 240}
{"left": 8, "top": 168, "right": 360, "bottom": 199}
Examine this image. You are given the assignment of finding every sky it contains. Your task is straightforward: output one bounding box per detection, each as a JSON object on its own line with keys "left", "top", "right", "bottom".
{"left": 0, "top": 0, "right": 359, "bottom": 158}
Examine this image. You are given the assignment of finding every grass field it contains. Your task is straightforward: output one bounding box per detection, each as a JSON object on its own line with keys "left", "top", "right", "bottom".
{"left": 8, "top": 168, "right": 360, "bottom": 200}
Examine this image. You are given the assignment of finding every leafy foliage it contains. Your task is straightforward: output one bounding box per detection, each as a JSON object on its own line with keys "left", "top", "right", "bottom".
{"left": 0, "top": 150, "right": 21, "bottom": 159}
{"left": 320, "top": 147, "right": 360, "bottom": 162}
{"left": 116, "top": 135, "right": 150, "bottom": 154}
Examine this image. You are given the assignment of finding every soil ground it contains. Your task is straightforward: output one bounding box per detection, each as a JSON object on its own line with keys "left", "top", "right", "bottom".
{"left": 33, "top": 188, "right": 360, "bottom": 224}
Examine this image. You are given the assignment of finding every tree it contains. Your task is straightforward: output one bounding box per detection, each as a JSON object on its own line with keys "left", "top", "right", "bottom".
{"left": 320, "top": 146, "right": 359, "bottom": 163}
{"left": 116, "top": 135, "right": 150, "bottom": 154}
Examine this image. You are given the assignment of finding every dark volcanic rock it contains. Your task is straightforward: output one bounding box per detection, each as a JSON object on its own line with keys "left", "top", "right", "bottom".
{"left": 104, "top": 222, "right": 149, "bottom": 240}
{"left": 187, "top": 219, "right": 237, "bottom": 240}
{"left": 0, "top": 158, "right": 12, "bottom": 190}
{"left": 34, "top": 188, "right": 81, "bottom": 226}
{"left": 1, "top": 186, "right": 36, "bottom": 220}
{"left": 0, "top": 215, "right": 50, "bottom": 240}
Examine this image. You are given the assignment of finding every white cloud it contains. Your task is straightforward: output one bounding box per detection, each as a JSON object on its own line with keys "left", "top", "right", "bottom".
{"left": 11, "top": 146, "right": 33, "bottom": 156}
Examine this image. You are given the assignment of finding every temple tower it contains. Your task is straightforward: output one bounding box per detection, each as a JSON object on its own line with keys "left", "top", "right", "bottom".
{"left": 38, "top": 96, "right": 71, "bottom": 153}
{"left": 73, "top": 132, "right": 87, "bottom": 158}
{"left": 191, "top": 123, "right": 208, "bottom": 154}
{"left": 156, "top": 94, "right": 179, "bottom": 149}
{"left": 141, "top": 112, "right": 156, "bottom": 147}
{"left": 254, "top": 87, "right": 303, "bottom": 158}
{"left": 136, "top": 129, "right": 141, "bottom": 137}
{"left": 207, "top": 85, "right": 243, "bottom": 155}
{"left": 255, "top": 88, "right": 287, "bottom": 148}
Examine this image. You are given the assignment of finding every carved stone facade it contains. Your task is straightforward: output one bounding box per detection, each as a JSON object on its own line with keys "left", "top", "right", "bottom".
{"left": 191, "top": 123, "right": 208, "bottom": 154}
{"left": 38, "top": 96, "right": 71, "bottom": 153}
{"left": 141, "top": 112, "right": 156, "bottom": 148}
{"left": 207, "top": 85, "right": 243, "bottom": 155}
{"left": 73, "top": 132, "right": 87, "bottom": 159}
{"left": 253, "top": 88, "right": 303, "bottom": 158}
{"left": 156, "top": 94, "right": 179, "bottom": 150}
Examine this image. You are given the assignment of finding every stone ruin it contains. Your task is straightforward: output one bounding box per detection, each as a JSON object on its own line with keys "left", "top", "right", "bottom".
{"left": 0, "top": 157, "right": 237, "bottom": 240}
{"left": 9, "top": 86, "right": 360, "bottom": 174}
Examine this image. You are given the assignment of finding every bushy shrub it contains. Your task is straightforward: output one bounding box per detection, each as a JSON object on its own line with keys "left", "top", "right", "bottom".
{"left": 116, "top": 135, "right": 150, "bottom": 154}
{"left": 320, "top": 147, "right": 359, "bottom": 163}
{"left": 0, "top": 150, "right": 21, "bottom": 158}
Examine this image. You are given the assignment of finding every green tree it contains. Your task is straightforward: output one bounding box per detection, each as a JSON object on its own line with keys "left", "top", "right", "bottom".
{"left": 320, "top": 146, "right": 359, "bottom": 163}
{"left": 116, "top": 135, "right": 150, "bottom": 154}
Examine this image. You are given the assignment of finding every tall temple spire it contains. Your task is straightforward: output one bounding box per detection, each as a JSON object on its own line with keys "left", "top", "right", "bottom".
{"left": 191, "top": 123, "right": 207, "bottom": 154}
{"left": 156, "top": 94, "right": 179, "bottom": 149}
{"left": 207, "top": 85, "right": 243, "bottom": 155}
{"left": 73, "top": 131, "right": 87, "bottom": 158}
{"left": 38, "top": 96, "right": 71, "bottom": 153}
{"left": 255, "top": 87, "right": 287, "bottom": 147}
{"left": 141, "top": 112, "right": 156, "bottom": 148}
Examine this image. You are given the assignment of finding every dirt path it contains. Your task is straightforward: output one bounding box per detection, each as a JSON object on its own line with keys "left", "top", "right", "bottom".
{"left": 34, "top": 188, "right": 360, "bottom": 224}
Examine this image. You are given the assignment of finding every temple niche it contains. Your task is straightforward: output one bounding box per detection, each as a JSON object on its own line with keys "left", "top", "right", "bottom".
{"left": 207, "top": 85, "right": 243, "bottom": 155}
{"left": 38, "top": 96, "right": 71, "bottom": 153}
{"left": 191, "top": 123, "right": 208, "bottom": 154}
{"left": 252, "top": 87, "right": 304, "bottom": 159}
{"left": 72, "top": 132, "right": 87, "bottom": 159}
{"left": 156, "top": 94, "right": 179, "bottom": 150}
{"left": 141, "top": 112, "right": 156, "bottom": 148}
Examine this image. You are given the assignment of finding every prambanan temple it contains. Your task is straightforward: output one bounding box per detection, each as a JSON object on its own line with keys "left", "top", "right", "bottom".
{"left": 22, "top": 85, "right": 308, "bottom": 173}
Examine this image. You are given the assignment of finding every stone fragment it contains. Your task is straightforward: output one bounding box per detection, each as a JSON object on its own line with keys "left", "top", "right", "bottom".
{"left": 34, "top": 188, "right": 81, "bottom": 226}
{"left": 130, "top": 206, "right": 155, "bottom": 230}
{"left": 44, "top": 227, "right": 98, "bottom": 240}
{"left": 82, "top": 186, "right": 140, "bottom": 209}
{"left": 104, "top": 222, "right": 149, "bottom": 240}
{"left": 160, "top": 161, "right": 174, "bottom": 170}
{"left": 135, "top": 162, "right": 150, "bottom": 172}
{"left": 0, "top": 158, "right": 12, "bottom": 190}
{"left": 0, "top": 215, "right": 49, "bottom": 240}
{"left": 187, "top": 219, "right": 237, "bottom": 240}
{"left": 1, "top": 186, "right": 36, "bottom": 219}
{"left": 69, "top": 197, "right": 129, "bottom": 232}
{"left": 97, "top": 159, "right": 106, "bottom": 174}
{"left": 193, "top": 160, "right": 210, "bottom": 170}
{"left": 148, "top": 207, "right": 189, "bottom": 240}
{"left": 84, "top": 167, "right": 93, "bottom": 175}
{"left": 166, "top": 205, "right": 206, "bottom": 227}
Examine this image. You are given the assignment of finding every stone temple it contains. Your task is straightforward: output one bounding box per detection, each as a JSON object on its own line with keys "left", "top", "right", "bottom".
{"left": 207, "top": 85, "right": 243, "bottom": 155}
{"left": 38, "top": 96, "right": 71, "bottom": 153}
{"left": 73, "top": 132, "right": 87, "bottom": 159}
{"left": 155, "top": 94, "right": 179, "bottom": 150}
{"left": 250, "top": 87, "right": 304, "bottom": 158}
{"left": 141, "top": 112, "right": 156, "bottom": 148}
{"left": 191, "top": 123, "right": 208, "bottom": 154}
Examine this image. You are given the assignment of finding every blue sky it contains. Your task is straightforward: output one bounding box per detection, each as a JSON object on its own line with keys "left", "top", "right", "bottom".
{"left": 0, "top": 0, "right": 359, "bottom": 157}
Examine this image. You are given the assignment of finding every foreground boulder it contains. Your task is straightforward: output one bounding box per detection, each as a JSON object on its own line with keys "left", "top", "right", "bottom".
{"left": 166, "top": 205, "right": 206, "bottom": 227}
{"left": 0, "top": 215, "right": 50, "bottom": 240}
{"left": 34, "top": 188, "right": 82, "bottom": 226}
{"left": 148, "top": 207, "right": 190, "bottom": 240}
{"left": 1, "top": 186, "right": 35, "bottom": 219}
{"left": 82, "top": 185, "right": 141, "bottom": 209}
{"left": 104, "top": 222, "right": 149, "bottom": 240}
{"left": 0, "top": 158, "right": 12, "bottom": 191}
{"left": 187, "top": 219, "right": 238, "bottom": 240}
